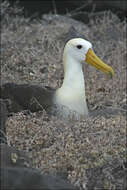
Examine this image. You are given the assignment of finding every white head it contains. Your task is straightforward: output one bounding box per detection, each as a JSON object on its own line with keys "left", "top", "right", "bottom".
{"left": 63, "top": 38, "right": 92, "bottom": 65}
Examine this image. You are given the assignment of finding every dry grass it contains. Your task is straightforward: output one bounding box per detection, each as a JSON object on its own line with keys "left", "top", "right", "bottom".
{"left": 1, "top": 1, "right": 126, "bottom": 189}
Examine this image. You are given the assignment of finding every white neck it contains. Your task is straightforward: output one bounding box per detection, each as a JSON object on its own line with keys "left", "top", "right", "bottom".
{"left": 54, "top": 54, "right": 88, "bottom": 116}
{"left": 62, "top": 56, "right": 85, "bottom": 95}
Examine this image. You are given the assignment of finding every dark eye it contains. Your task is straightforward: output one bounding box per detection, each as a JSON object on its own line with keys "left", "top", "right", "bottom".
{"left": 77, "top": 45, "right": 82, "bottom": 49}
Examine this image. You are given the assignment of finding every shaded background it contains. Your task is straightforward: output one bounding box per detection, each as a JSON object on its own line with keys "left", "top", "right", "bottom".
{"left": 7, "top": 0, "right": 127, "bottom": 21}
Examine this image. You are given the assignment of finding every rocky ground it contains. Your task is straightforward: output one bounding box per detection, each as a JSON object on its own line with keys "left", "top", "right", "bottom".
{"left": 1, "top": 1, "right": 126, "bottom": 189}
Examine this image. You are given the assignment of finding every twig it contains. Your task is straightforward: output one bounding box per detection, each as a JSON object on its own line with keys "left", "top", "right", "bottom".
{"left": 52, "top": 0, "right": 57, "bottom": 15}
{"left": 68, "top": 0, "right": 91, "bottom": 16}
{"left": 101, "top": 105, "right": 126, "bottom": 112}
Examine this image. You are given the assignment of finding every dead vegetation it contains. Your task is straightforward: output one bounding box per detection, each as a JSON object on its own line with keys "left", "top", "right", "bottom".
{"left": 1, "top": 1, "right": 126, "bottom": 189}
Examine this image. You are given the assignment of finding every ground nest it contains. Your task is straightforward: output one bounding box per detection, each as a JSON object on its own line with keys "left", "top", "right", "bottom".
{"left": 1, "top": 1, "right": 126, "bottom": 189}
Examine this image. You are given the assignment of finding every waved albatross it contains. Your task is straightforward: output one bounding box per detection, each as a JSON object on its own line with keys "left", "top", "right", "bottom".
{"left": 1, "top": 38, "right": 114, "bottom": 119}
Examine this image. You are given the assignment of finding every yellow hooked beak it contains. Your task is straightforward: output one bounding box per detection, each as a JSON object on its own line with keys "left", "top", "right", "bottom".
{"left": 85, "top": 48, "right": 114, "bottom": 78}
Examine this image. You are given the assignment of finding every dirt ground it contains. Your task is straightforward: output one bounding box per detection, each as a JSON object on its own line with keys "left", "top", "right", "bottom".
{"left": 1, "top": 1, "right": 126, "bottom": 189}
